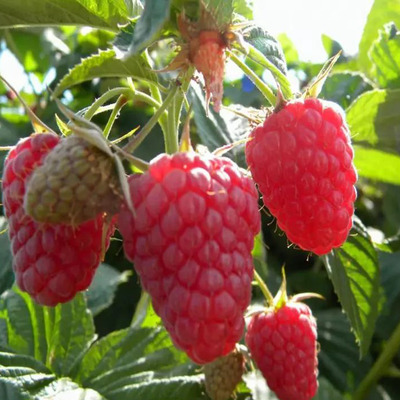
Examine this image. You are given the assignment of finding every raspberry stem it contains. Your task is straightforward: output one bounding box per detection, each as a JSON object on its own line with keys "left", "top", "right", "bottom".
{"left": 123, "top": 85, "right": 179, "bottom": 153}
{"left": 353, "top": 320, "right": 400, "bottom": 400}
{"left": 253, "top": 270, "right": 274, "bottom": 306}
{"left": 227, "top": 50, "right": 276, "bottom": 106}
{"left": 84, "top": 87, "right": 130, "bottom": 120}
{"left": 103, "top": 95, "right": 128, "bottom": 139}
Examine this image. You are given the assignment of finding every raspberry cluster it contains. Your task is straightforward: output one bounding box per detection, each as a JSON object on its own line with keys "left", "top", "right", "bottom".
{"left": 2, "top": 133, "right": 114, "bottom": 306}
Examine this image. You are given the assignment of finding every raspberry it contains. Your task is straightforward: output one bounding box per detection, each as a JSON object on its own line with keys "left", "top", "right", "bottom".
{"left": 245, "top": 97, "right": 357, "bottom": 255}
{"left": 118, "top": 152, "right": 260, "bottom": 364}
{"left": 24, "top": 135, "right": 122, "bottom": 225}
{"left": 245, "top": 302, "right": 318, "bottom": 400}
{"left": 2, "top": 133, "right": 114, "bottom": 306}
{"left": 190, "top": 30, "right": 226, "bottom": 112}
{"left": 204, "top": 349, "right": 245, "bottom": 400}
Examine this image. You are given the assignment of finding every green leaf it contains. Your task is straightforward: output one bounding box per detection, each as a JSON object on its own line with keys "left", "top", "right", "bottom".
{"left": 85, "top": 264, "right": 131, "bottom": 317}
{"left": 105, "top": 375, "right": 204, "bottom": 400}
{"left": 353, "top": 145, "right": 400, "bottom": 185}
{"left": 0, "top": 0, "right": 131, "bottom": 30}
{"left": 314, "top": 377, "right": 344, "bottom": 400}
{"left": 323, "top": 219, "right": 382, "bottom": 356}
{"left": 75, "top": 325, "right": 194, "bottom": 398}
{"left": 203, "top": 0, "right": 234, "bottom": 27}
{"left": 0, "top": 218, "right": 14, "bottom": 296}
{"left": 277, "top": 33, "right": 299, "bottom": 65}
{"left": 34, "top": 378, "right": 106, "bottom": 400}
{"left": 243, "top": 370, "right": 278, "bottom": 400}
{"left": 126, "top": 0, "right": 171, "bottom": 55}
{"left": 53, "top": 49, "right": 158, "bottom": 96}
{"left": 316, "top": 309, "right": 372, "bottom": 391}
{"left": 370, "top": 22, "right": 400, "bottom": 88}
{"left": 45, "top": 294, "right": 95, "bottom": 377}
{"left": 321, "top": 34, "right": 343, "bottom": 58}
{"left": 0, "top": 351, "right": 50, "bottom": 374}
{"left": 131, "top": 292, "right": 162, "bottom": 328}
{"left": 0, "top": 287, "right": 95, "bottom": 376}
{"left": 346, "top": 89, "right": 400, "bottom": 148}
{"left": 0, "top": 379, "right": 33, "bottom": 400}
{"left": 189, "top": 84, "right": 251, "bottom": 167}
{"left": 233, "top": 0, "right": 253, "bottom": 20}
{"left": 359, "top": 0, "right": 400, "bottom": 77}
{"left": 4, "top": 30, "right": 50, "bottom": 74}
{"left": 242, "top": 26, "right": 288, "bottom": 79}
{"left": 320, "top": 72, "right": 373, "bottom": 109}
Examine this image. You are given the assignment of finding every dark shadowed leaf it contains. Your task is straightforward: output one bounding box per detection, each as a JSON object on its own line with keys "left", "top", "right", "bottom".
{"left": 320, "top": 72, "right": 373, "bottom": 109}
{"left": 189, "top": 83, "right": 253, "bottom": 167}
{"left": 85, "top": 264, "right": 131, "bottom": 317}
{"left": 126, "top": 0, "right": 171, "bottom": 55}
{"left": 0, "top": 219, "right": 14, "bottom": 296}
{"left": 323, "top": 219, "right": 381, "bottom": 356}
{"left": 316, "top": 309, "right": 373, "bottom": 391}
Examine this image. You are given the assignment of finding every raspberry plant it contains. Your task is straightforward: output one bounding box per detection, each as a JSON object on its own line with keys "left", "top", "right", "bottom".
{"left": 0, "top": 1, "right": 400, "bottom": 399}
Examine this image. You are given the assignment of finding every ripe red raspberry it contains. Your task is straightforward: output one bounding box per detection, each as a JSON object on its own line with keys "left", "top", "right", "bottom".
{"left": 246, "top": 302, "right": 318, "bottom": 400}
{"left": 2, "top": 133, "right": 114, "bottom": 306}
{"left": 245, "top": 97, "right": 357, "bottom": 255}
{"left": 190, "top": 30, "right": 226, "bottom": 112}
{"left": 118, "top": 152, "right": 261, "bottom": 364}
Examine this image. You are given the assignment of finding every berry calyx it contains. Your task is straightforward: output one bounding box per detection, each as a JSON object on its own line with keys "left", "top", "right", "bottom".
{"left": 118, "top": 151, "right": 261, "bottom": 364}
{"left": 245, "top": 97, "right": 357, "bottom": 255}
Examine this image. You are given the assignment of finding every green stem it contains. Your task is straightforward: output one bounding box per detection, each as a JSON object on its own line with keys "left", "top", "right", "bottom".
{"left": 253, "top": 270, "right": 274, "bottom": 306}
{"left": 84, "top": 87, "right": 131, "bottom": 120}
{"left": 123, "top": 85, "right": 179, "bottom": 153}
{"left": 165, "top": 96, "right": 178, "bottom": 154}
{"left": 164, "top": 67, "right": 195, "bottom": 154}
{"left": 353, "top": 321, "right": 400, "bottom": 400}
{"left": 228, "top": 50, "right": 276, "bottom": 106}
{"left": 143, "top": 50, "right": 168, "bottom": 135}
{"left": 103, "top": 95, "right": 128, "bottom": 139}
{"left": 84, "top": 87, "right": 161, "bottom": 121}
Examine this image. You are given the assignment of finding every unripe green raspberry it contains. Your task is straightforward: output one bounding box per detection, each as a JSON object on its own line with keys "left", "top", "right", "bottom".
{"left": 204, "top": 349, "right": 245, "bottom": 400}
{"left": 24, "top": 135, "right": 122, "bottom": 225}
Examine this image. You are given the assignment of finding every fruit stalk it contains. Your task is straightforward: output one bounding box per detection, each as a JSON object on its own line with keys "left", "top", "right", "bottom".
{"left": 353, "top": 320, "right": 400, "bottom": 400}
{"left": 228, "top": 50, "right": 276, "bottom": 106}
{"left": 103, "top": 94, "right": 128, "bottom": 138}
{"left": 123, "top": 85, "right": 179, "bottom": 153}
{"left": 253, "top": 269, "right": 274, "bottom": 306}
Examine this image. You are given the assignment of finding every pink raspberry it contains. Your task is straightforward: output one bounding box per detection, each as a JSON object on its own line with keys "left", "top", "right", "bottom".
{"left": 118, "top": 152, "right": 260, "bottom": 364}
{"left": 245, "top": 97, "right": 357, "bottom": 255}
{"left": 2, "top": 133, "right": 114, "bottom": 306}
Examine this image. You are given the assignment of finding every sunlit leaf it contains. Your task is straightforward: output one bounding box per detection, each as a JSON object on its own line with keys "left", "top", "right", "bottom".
{"left": 359, "top": 0, "right": 400, "bottom": 76}
{"left": 0, "top": 0, "right": 131, "bottom": 30}
{"left": 346, "top": 89, "right": 400, "bottom": 149}
{"left": 370, "top": 22, "right": 400, "bottom": 88}
{"left": 53, "top": 50, "right": 158, "bottom": 96}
